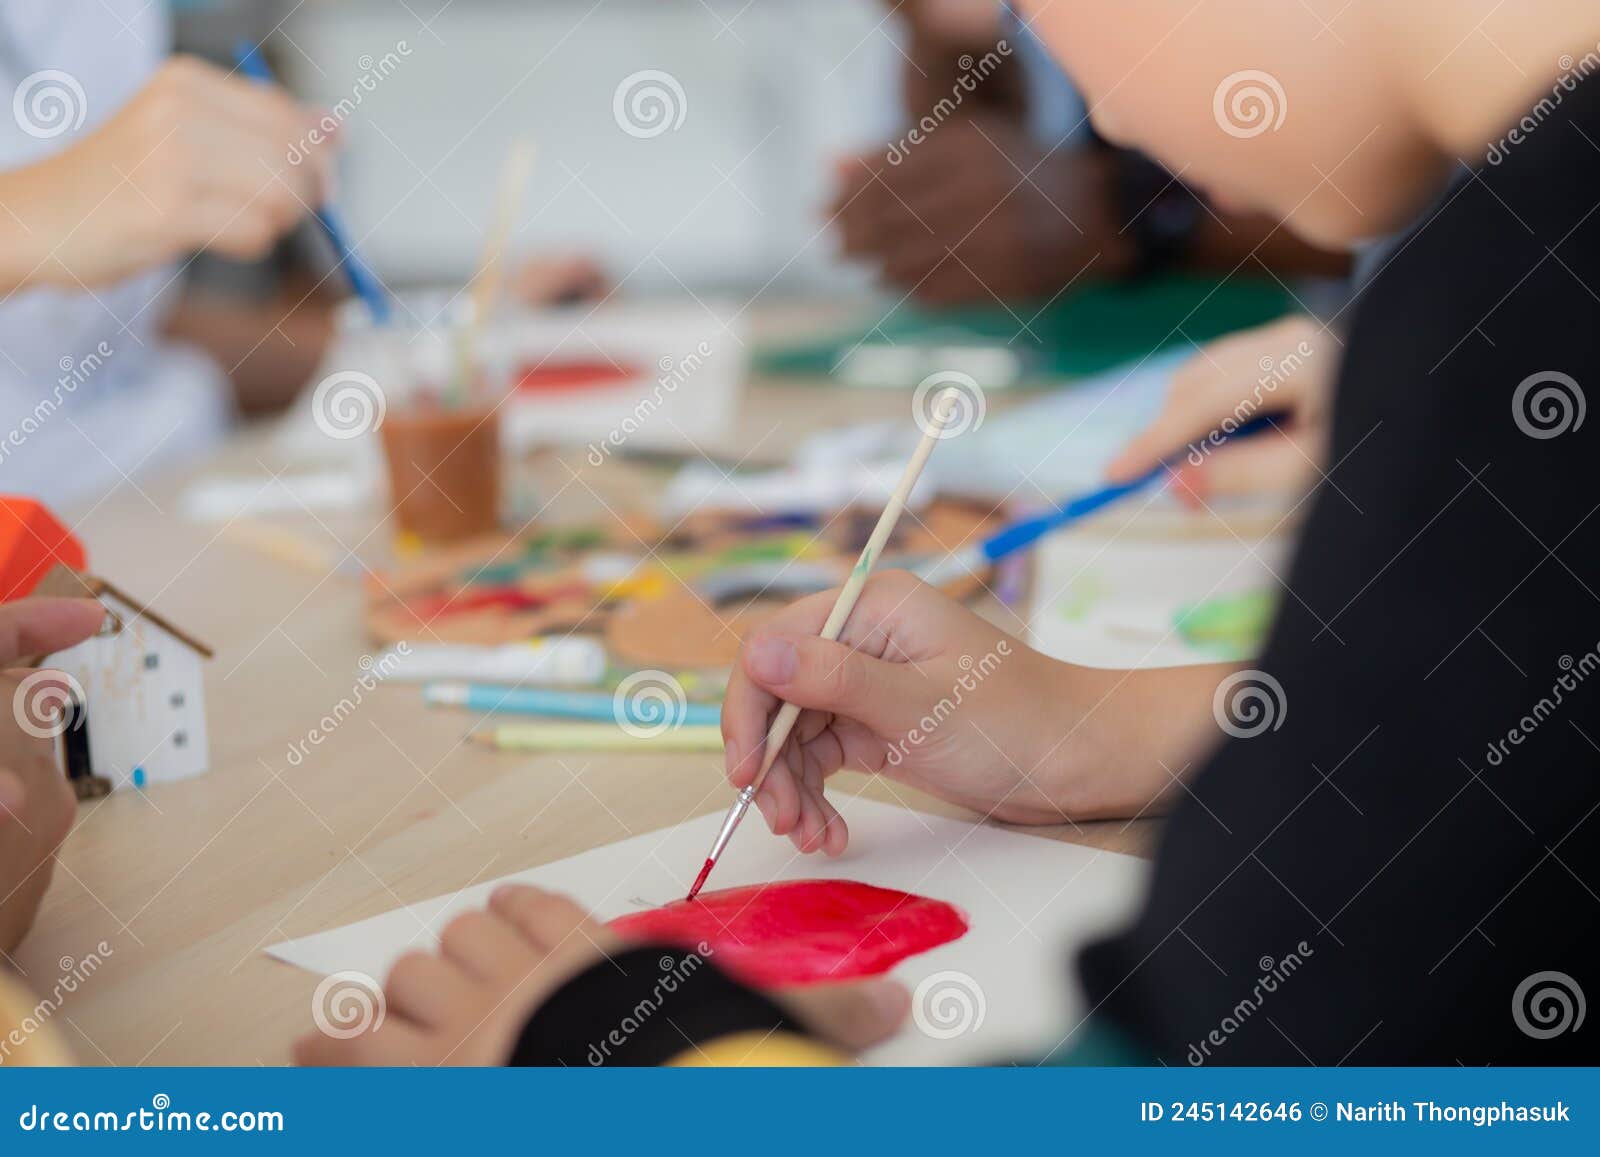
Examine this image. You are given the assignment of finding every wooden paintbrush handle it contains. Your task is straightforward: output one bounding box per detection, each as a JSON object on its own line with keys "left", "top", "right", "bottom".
{"left": 747, "top": 387, "right": 959, "bottom": 795}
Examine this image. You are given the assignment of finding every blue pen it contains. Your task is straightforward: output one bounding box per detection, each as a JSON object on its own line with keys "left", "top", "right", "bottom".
{"left": 233, "top": 41, "right": 392, "bottom": 324}
{"left": 423, "top": 682, "right": 722, "bottom": 728}
{"left": 917, "top": 413, "right": 1280, "bottom": 586}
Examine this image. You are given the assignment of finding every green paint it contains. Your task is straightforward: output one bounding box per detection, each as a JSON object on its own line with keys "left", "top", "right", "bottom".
{"left": 463, "top": 562, "right": 528, "bottom": 586}
{"left": 717, "top": 534, "right": 814, "bottom": 565}
{"left": 520, "top": 527, "right": 605, "bottom": 557}
{"left": 1055, "top": 576, "right": 1108, "bottom": 622}
{"left": 1174, "top": 589, "right": 1278, "bottom": 659}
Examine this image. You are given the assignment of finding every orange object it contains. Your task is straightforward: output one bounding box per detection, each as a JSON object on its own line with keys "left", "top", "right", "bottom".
{"left": 0, "top": 497, "right": 86, "bottom": 601}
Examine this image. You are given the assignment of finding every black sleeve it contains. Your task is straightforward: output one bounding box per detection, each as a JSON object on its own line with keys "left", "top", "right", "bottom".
{"left": 509, "top": 946, "right": 795, "bottom": 1067}
{"left": 1078, "top": 81, "right": 1600, "bottom": 1065}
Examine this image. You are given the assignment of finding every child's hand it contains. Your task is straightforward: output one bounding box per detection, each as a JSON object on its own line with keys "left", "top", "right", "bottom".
{"left": 1104, "top": 315, "right": 1338, "bottom": 503}
{"left": 721, "top": 571, "right": 1131, "bottom": 855}
{"left": 294, "top": 887, "right": 619, "bottom": 1066}
{"left": 0, "top": 598, "right": 107, "bottom": 953}
{"left": 16, "top": 57, "right": 334, "bottom": 288}
{"left": 292, "top": 886, "right": 909, "bottom": 1065}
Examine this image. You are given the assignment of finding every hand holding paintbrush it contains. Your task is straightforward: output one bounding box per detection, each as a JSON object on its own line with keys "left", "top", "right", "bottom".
{"left": 687, "top": 388, "right": 963, "bottom": 899}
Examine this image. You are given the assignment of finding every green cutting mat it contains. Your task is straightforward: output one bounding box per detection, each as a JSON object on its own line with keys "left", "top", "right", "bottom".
{"left": 756, "top": 274, "right": 1291, "bottom": 383}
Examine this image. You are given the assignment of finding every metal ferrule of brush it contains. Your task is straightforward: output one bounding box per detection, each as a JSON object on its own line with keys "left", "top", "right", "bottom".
{"left": 708, "top": 786, "right": 756, "bottom": 862}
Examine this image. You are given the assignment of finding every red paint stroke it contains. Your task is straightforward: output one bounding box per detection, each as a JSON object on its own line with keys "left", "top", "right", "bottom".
{"left": 516, "top": 359, "right": 640, "bottom": 394}
{"left": 608, "top": 879, "right": 967, "bottom": 987}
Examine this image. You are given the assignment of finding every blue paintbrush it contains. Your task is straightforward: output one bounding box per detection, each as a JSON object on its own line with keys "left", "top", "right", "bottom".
{"left": 233, "top": 41, "right": 393, "bottom": 325}
{"left": 917, "top": 413, "right": 1280, "bottom": 587}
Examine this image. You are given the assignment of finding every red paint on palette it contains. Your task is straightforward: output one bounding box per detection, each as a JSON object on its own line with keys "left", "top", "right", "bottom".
{"left": 607, "top": 879, "right": 967, "bottom": 986}
{"left": 406, "top": 582, "right": 589, "bottom": 619}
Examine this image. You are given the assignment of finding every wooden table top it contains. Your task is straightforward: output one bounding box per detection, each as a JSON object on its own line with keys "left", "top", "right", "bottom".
{"left": 17, "top": 374, "right": 1158, "bottom": 1066}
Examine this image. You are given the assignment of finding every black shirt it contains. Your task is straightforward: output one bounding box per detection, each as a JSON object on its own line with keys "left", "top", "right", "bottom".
{"left": 1079, "top": 79, "right": 1600, "bottom": 1065}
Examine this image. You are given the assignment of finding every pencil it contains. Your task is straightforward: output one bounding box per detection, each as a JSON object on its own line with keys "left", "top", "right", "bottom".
{"left": 685, "top": 387, "right": 964, "bottom": 899}
{"left": 468, "top": 723, "right": 724, "bottom": 753}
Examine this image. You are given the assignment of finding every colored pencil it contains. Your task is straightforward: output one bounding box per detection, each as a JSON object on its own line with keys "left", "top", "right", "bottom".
{"left": 468, "top": 723, "right": 724, "bottom": 753}
{"left": 424, "top": 681, "right": 720, "bottom": 727}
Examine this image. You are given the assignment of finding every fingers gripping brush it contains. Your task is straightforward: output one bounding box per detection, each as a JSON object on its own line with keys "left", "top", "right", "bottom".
{"left": 687, "top": 388, "right": 964, "bottom": 900}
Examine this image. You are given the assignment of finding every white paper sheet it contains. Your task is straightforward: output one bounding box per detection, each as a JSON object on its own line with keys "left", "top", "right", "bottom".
{"left": 1028, "top": 533, "right": 1290, "bottom": 669}
{"left": 268, "top": 796, "right": 1147, "bottom": 1065}
{"left": 792, "top": 351, "right": 1184, "bottom": 503}
{"left": 276, "top": 296, "right": 745, "bottom": 462}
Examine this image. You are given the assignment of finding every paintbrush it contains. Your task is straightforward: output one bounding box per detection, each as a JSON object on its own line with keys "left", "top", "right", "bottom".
{"left": 686, "top": 387, "right": 964, "bottom": 900}
{"left": 915, "top": 413, "right": 1280, "bottom": 588}
{"left": 452, "top": 139, "right": 535, "bottom": 403}
{"left": 233, "top": 42, "right": 393, "bottom": 324}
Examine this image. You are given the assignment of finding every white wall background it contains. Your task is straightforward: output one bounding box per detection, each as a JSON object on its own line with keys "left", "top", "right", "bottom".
{"left": 280, "top": 0, "right": 904, "bottom": 292}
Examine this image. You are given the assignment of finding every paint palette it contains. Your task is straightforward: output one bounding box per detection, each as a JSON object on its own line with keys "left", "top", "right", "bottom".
{"left": 364, "top": 501, "right": 1003, "bottom": 666}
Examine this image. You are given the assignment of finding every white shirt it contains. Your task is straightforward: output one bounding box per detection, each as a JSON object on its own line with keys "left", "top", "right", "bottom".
{"left": 0, "top": 1, "right": 231, "bottom": 509}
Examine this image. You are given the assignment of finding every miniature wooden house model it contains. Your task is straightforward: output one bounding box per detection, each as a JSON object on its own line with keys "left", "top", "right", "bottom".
{"left": 35, "top": 566, "right": 213, "bottom": 789}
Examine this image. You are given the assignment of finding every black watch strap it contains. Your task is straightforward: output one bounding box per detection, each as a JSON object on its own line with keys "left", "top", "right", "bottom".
{"left": 509, "top": 945, "right": 795, "bottom": 1067}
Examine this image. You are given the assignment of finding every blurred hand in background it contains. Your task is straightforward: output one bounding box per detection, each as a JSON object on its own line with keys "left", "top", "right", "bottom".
{"left": 1105, "top": 315, "right": 1340, "bottom": 504}
{"left": 830, "top": 116, "right": 1131, "bottom": 306}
